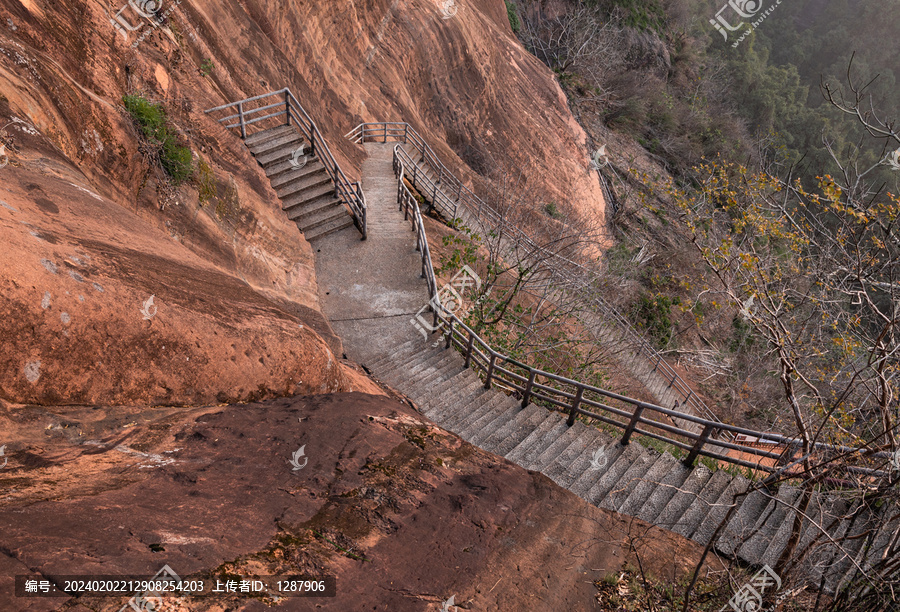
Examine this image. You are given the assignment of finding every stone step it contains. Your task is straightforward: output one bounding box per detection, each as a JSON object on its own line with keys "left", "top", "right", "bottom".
{"left": 464, "top": 397, "right": 523, "bottom": 447}
{"left": 795, "top": 495, "right": 852, "bottom": 588}
{"left": 615, "top": 452, "right": 677, "bottom": 517}
{"left": 717, "top": 486, "right": 772, "bottom": 558}
{"left": 760, "top": 487, "right": 814, "bottom": 568}
{"left": 504, "top": 412, "right": 569, "bottom": 466}
{"left": 599, "top": 449, "right": 661, "bottom": 513}
{"left": 445, "top": 391, "right": 508, "bottom": 434}
{"left": 282, "top": 183, "right": 336, "bottom": 210}
{"left": 276, "top": 169, "right": 332, "bottom": 199}
{"left": 541, "top": 427, "right": 607, "bottom": 487}
{"left": 420, "top": 371, "right": 481, "bottom": 417}
{"left": 556, "top": 435, "right": 620, "bottom": 491}
{"left": 692, "top": 474, "right": 750, "bottom": 548}
{"left": 287, "top": 197, "right": 344, "bottom": 224}
{"left": 243, "top": 124, "right": 294, "bottom": 147}
{"left": 737, "top": 485, "right": 801, "bottom": 565}
{"left": 269, "top": 159, "right": 325, "bottom": 189}
{"left": 528, "top": 420, "right": 589, "bottom": 472}
{"left": 417, "top": 356, "right": 464, "bottom": 389}
{"left": 383, "top": 347, "right": 449, "bottom": 386}
{"left": 428, "top": 378, "right": 489, "bottom": 424}
{"left": 257, "top": 141, "right": 311, "bottom": 166}
{"left": 295, "top": 205, "right": 349, "bottom": 234}
{"left": 583, "top": 442, "right": 648, "bottom": 505}
{"left": 673, "top": 469, "right": 732, "bottom": 540}
{"left": 265, "top": 156, "right": 323, "bottom": 179}
{"left": 479, "top": 405, "right": 548, "bottom": 456}
{"left": 415, "top": 369, "right": 473, "bottom": 409}
{"left": 366, "top": 338, "right": 430, "bottom": 372}
{"left": 653, "top": 466, "right": 713, "bottom": 533}
{"left": 822, "top": 504, "right": 875, "bottom": 593}
{"left": 303, "top": 215, "right": 355, "bottom": 242}
{"left": 249, "top": 131, "right": 306, "bottom": 156}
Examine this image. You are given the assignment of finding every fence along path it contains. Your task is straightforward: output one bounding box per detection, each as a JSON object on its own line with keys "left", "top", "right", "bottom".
{"left": 347, "top": 123, "right": 722, "bottom": 434}
{"left": 323, "top": 142, "right": 898, "bottom": 595}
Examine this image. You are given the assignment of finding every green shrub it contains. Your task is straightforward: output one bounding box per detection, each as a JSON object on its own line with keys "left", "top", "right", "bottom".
{"left": 123, "top": 94, "right": 193, "bottom": 185}
{"left": 505, "top": 1, "right": 520, "bottom": 33}
{"left": 200, "top": 58, "right": 214, "bottom": 77}
{"left": 630, "top": 292, "right": 681, "bottom": 347}
{"left": 543, "top": 201, "right": 561, "bottom": 218}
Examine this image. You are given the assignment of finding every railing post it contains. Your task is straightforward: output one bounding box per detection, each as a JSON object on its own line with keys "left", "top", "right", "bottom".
{"left": 484, "top": 352, "right": 496, "bottom": 389}
{"left": 285, "top": 94, "right": 291, "bottom": 126}
{"left": 668, "top": 369, "right": 677, "bottom": 388}
{"left": 404, "top": 123, "right": 409, "bottom": 143}
{"left": 621, "top": 403, "right": 647, "bottom": 445}
{"left": 652, "top": 354, "right": 662, "bottom": 372}
{"left": 567, "top": 386, "right": 585, "bottom": 426}
{"left": 238, "top": 102, "right": 246, "bottom": 139}
{"left": 446, "top": 319, "right": 454, "bottom": 349}
{"left": 464, "top": 334, "right": 475, "bottom": 369}
{"left": 683, "top": 425, "right": 715, "bottom": 467}
{"left": 521, "top": 370, "right": 537, "bottom": 408}
{"left": 437, "top": 167, "right": 443, "bottom": 184}
{"left": 383, "top": 124, "right": 387, "bottom": 143}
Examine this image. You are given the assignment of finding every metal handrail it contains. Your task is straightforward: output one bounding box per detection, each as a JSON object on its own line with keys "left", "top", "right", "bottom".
{"left": 349, "top": 122, "right": 723, "bottom": 428}
{"left": 389, "top": 143, "right": 893, "bottom": 480}
{"left": 206, "top": 89, "right": 367, "bottom": 239}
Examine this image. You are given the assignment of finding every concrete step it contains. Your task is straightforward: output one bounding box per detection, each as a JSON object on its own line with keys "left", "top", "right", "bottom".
{"left": 823, "top": 504, "right": 874, "bottom": 592}
{"left": 244, "top": 124, "right": 294, "bottom": 147}
{"left": 257, "top": 141, "right": 311, "bottom": 166}
{"left": 295, "top": 205, "right": 350, "bottom": 234}
{"left": 417, "top": 357, "right": 464, "bottom": 390}
{"left": 556, "top": 436, "right": 620, "bottom": 491}
{"left": 287, "top": 197, "right": 344, "bottom": 224}
{"left": 737, "top": 485, "right": 801, "bottom": 565}
{"left": 282, "top": 183, "right": 336, "bottom": 210}
{"left": 366, "top": 338, "right": 429, "bottom": 372}
{"left": 760, "top": 487, "right": 814, "bottom": 568}
{"left": 490, "top": 409, "right": 558, "bottom": 458}
{"left": 445, "top": 391, "right": 508, "bottom": 434}
{"left": 416, "top": 368, "right": 474, "bottom": 409}
{"left": 692, "top": 474, "right": 750, "bottom": 548}
{"left": 529, "top": 420, "right": 589, "bottom": 472}
{"left": 383, "top": 346, "right": 449, "bottom": 386}
{"left": 276, "top": 169, "right": 332, "bottom": 199}
{"left": 249, "top": 131, "right": 306, "bottom": 156}
{"left": 617, "top": 452, "right": 679, "bottom": 517}
{"left": 303, "top": 215, "right": 354, "bottom": 242}
{"left": 542, "top": 427, "right": 607, "bottom": 487}
{"left": 429, "top": 379, "right": 490, "bottom": 424}
{"left": 479, "top": 405, "right": 547, "bottom": 456}
{"left": 265, "top": 156, "right": 323, "bottom": 179}
{"left": 270, "top": 160, "right": 327, "bottom": 189}
{"left": 653, "top": 466, "right": 713, "bottom": 532}
{"left": 420, "top": 370, "right": 481, "bottom": 417}
{"left": 599, "top": 449, "right": 660, "bottom": 513}
{"left": 717, "top": 487, "right": 772, "bottom": 558}
{"left": 583, "top": 442, "right": 647, "bottom": 505}
{"left": 465, "top": 397, "right": 523, "bottom": 447}
{"left": 504, "top": 412, "right": 569, "bottom": 466}
{"left": 673, "top": 469, "right": 732, "bottom": 540}
{"left": 636, "top": 461, "right": 693, "bottom": 525}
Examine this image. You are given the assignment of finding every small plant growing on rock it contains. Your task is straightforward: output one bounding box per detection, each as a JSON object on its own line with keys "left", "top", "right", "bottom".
{"left": 123, "top": 94, "right": 193, "bottom": 185}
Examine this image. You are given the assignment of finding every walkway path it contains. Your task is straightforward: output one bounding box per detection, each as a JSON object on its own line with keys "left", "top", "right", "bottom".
{"left": 314, "top": 144, "right": 426, "bottom": 363}
{"left": 311, "top": 143, "right": 890, "bottom": 596}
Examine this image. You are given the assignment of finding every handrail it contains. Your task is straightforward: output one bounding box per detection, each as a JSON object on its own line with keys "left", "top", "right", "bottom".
{"left": 348, "top": 122, "right": 723, "bottom": 429}
{"left": 206, "top": 89, "right": 367, "bottom": 239}
{"left": 389, "top": 143, "right": 893, "bottom": 480}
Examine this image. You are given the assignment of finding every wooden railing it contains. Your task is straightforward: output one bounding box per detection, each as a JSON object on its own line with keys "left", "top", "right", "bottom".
{"left": 390, "top": 143, "right": 894, "bottom": 480}
{"left": 206, "top": 89, "right": 367, "bottom": 239}
{"left": 348, "top": 121, "right": 723, "bottom": 429}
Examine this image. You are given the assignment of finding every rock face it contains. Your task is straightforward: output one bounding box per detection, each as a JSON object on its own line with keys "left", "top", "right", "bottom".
{"left": 0, "top": 392, "right": 715, "bottom": 611}
{"left": 0, "top": 0, "right": 605, "bottom": 406}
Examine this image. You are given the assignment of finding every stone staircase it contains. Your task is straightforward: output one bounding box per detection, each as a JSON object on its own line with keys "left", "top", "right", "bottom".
{"left": 244, "top": 125, "right": 354, "bottom": 241}
{"left": 365, "top": 334, "right": 899, "bottom": 594}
